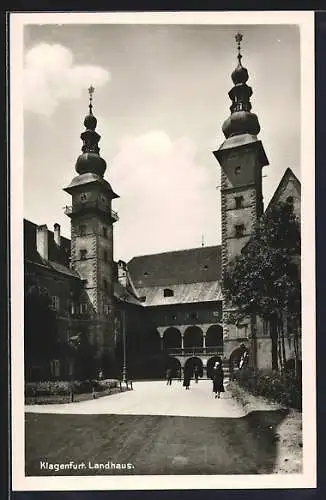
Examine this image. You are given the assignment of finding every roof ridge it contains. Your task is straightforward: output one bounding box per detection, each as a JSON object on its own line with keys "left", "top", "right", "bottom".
{"left": 128, "top": 245, "right": 221, "bottom": 262}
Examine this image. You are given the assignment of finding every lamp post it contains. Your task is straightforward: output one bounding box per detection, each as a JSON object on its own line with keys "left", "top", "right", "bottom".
{"left": 121, "top": 308, "right": 127, "bottom": 383}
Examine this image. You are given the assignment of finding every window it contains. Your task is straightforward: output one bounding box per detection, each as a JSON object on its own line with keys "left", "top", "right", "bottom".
{"left": 103, "top": 226, "right": 108, "bottom": 238}
{"left": 104, "top": 304, "right": 110, "bottom": 316}
{"left": 79, "top": 225, "right": 86, "bottom": 236}
{"left": 190, "top": 312, "right": 199, "bottom": 321}
{"left": 172, "top": 315, "right": 177, "bottom": 321}
{"left": 51, "top": 296, "right": 60, "bottom": 311}
{"left": 163, "top": 288, "right": 174, "bottom": 297}
{"left": 103, "top": 250, "right": 108, "bottom": 262}
{"left": 235, "top": 166, "right": 241, "bottom": 175}
{"left": 235, "top": 224, "right": 245, "bottom": 238}
{"left": 80, "top": 249, "right": 87, "bottom": 260}
{"left": 103, "top": 279, "right": 108, "bottom": 290}
{"left": 235, "top": 196, "right": 243, "bottom": 209}
{"left": 68, "top": 300, "right": 75, "bottom": 315}
{"left": 286, "top": 196, "right": 294, "bottom": 205}
{"left": 80, "top": 193, "right": 88, "bottom": 202}
{"left": 51, "top": 360, "right": 60, "bottom": 378}
{"left": 80, "top": 303, "right": 87, "bottom": 315}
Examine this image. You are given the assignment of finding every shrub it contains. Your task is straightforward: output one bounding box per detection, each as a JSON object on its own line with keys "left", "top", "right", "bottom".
{"left": 25, "top": 379, "right": 119, "bottom": 397}
{"left": 234, "top": 368, "right": 302, "bottom": 410}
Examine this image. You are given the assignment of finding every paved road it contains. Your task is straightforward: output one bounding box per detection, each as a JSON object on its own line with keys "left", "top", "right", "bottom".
{"left": 25, "top": 380, "right": 244, "bottom": 418}
{"left": 25, "top": 381, "right": 289, "bottom": 475}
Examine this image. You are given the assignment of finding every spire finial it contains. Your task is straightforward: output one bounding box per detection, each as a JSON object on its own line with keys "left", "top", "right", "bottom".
{"left": 88, "top": 84, "right": 95, "bottom": 115}
{"left": 235, "top": 32, "right": 243, "bottom": 65}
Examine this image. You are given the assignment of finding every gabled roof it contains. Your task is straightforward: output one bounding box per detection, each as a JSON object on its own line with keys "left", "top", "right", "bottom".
{"left": 128, "top": 246, "right": 221, "bottom": 288}
{"left": 265, "top": 167, "right": 301, "bottom": 213}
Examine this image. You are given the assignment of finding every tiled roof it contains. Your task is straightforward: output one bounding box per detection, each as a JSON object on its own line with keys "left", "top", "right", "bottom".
{"left": 136, "top": 281, "right": 222, "bottom": 307}
{"left": 128, "top": 246, "right": 221, "bottom": 288}
{"left": 24, "top": 219, "right": 78, "bottom": 279}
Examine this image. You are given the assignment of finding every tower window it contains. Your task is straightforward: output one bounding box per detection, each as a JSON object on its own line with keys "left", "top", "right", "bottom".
{"left": 286, "top": 196, "right": 294, "bottom": 205}
{"left": 235, "top": 196, "right": 243, "bottom": 209}
{"left": 235, "top": 224, "right": 245, "bottom": 238}
{"left": 103, "top": 250, "right": 108, "bottom": 262}
{"left": 51, "top": 296, "right": 60, "bottom": 311}
{"left": 163, "top": 288, "right": 174, "bottom": 297}
{"left": 80, "top": 249, "right": 87, "bottom": 260}
{"left": 235, "top": 166, "right": 241, "bottom": 175}
{"left": 80, "top": 303, "right": 88, "bottom": 315}
{"left": 103, "top": 226, "right": 108, "bottom": 238}
{"left": 103, "top": 279, "right": 108, "bottom": 290}
{"left": 79, "top": 225, "right": 86, "bottom": 236}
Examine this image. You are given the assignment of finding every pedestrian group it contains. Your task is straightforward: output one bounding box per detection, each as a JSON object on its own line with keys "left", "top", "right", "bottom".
{"left": 165, "top": 357, "right": 225, "bottom": 398}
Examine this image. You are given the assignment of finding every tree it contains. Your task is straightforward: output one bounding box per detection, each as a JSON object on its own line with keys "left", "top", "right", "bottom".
{"left": 24, "top": 282, "right": 59, "bottom": 381}
{"left": 223, "top": 201, "right": 301, "bottom": 373}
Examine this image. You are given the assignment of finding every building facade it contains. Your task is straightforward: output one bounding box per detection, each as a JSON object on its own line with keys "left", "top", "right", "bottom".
{"left": 24, "top": 36, "right": 301, "bottom": 381}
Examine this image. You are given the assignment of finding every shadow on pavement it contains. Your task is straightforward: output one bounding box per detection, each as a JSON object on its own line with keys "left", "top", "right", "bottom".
{"left": 25, "top": 408, "right": 292, "bottom": 475}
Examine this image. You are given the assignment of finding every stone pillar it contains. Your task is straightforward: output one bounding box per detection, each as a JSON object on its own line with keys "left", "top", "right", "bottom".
{"left": 203, "top": 334, "right": 206, "bottom": 353}
{"left": 181, "top": 333, "right": 184, "bottom": 351}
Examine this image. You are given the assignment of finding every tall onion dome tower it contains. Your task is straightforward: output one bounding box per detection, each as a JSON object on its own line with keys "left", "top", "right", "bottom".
{"left": 64, "top": 86, "right": 119, "bottom": 369}
{"left": 213, "top": 34, "right": 269, "bottom": 364}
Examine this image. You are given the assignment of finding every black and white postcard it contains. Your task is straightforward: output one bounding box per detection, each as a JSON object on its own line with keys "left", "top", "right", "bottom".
{"left": 10, "top": 11, "right": 316, "bottom": 491}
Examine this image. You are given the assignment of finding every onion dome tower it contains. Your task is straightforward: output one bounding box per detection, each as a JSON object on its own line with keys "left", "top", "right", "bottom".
{"left": 63, "top": 86, "right": 119, "bottom": 370}
{"left": 213, "top": 34, "right": 269, "bottom": 366}
{"left": 221, "top": 32, "right": 261, "bottom": 140}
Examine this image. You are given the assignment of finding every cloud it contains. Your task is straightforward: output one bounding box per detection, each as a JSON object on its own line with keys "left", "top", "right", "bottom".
{"left": 110, "top": 131, "right": 218, "bottom": 260}
{"left": 24, "top": 43, "right": 110, "bottom": 116}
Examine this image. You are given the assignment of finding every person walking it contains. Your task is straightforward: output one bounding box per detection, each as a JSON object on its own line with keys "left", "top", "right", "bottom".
{"left": 183, "top": 366, "right": 191, "bottom": 390}
{"left": 212, "top": 359, "right": 225, "bottom": 399}
{"left": 194, "top": 365, "right": 199, "bottom": 383}
{"left": 166, "top": 367, "right": 173, "bottom": 386}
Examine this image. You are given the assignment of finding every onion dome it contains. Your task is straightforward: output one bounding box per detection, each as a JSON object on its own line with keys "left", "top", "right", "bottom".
{"left": 75, "top": 85, "right": 107, "bottom": 177}
{"left": 222, "top": 33, "right": 261, "bottom": 139}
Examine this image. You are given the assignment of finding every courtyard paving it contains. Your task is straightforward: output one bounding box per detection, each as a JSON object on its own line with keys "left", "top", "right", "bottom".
{"left": 25, "top": 379, "right": 244, "bottom": 418}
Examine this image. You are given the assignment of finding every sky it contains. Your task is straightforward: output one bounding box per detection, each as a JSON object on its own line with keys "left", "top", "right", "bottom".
{"left": 23, "top": 22, "right": 301, "bottom": 262}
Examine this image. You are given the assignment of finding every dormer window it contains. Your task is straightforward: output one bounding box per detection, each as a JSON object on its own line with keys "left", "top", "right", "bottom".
{"left": 235, "top": 196, "right": 243, "bottom": 209}
{"left": 163, "top": 288, "right": 174, "bottom": 298}
{"left": 235, "top": 224, "right": 245, "bottom": 238}
{"left": 80, "top": 249, "right": 87, "bottom": 260}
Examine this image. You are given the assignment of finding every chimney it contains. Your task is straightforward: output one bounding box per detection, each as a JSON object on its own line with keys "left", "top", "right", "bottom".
{"left": 54, "top": 223, "right": 61, "bottom": 247}
{"left": 36, "top": 224, "right": 48, "bottom": 260}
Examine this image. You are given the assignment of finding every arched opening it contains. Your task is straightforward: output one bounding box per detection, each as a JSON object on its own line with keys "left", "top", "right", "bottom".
{"left": 206, "top": 356, "right": 223, "bottom": 379}
{"left": 184, "top": 326, "right": 203, "bottom": 354}
{"left": 163, "top": 327, "right": 181, "bottom": 351}
{"left": 165, "top": 356, "right": 181, "bottom": 378}
{"left": 184, "top": 357, "right": 203, "bottom": 378}
{"left": 205, "top": 324, "right": 223, "bottom": 351}
{"left": 229, "top": 344, "right": 249, "bottom": 379}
